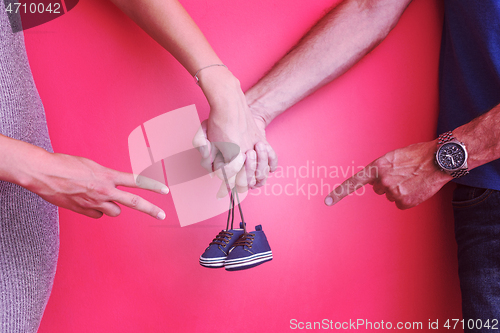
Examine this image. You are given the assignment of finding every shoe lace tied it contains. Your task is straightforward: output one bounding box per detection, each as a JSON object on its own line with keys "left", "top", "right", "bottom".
{"left": 210, "top": 230, "right": 234, "bottom": 246}
{"left": 221, "top": 166, "right": 246, "bottom": 233}
{"left": 232, "top": 233, "right": 254, "bottom": 248}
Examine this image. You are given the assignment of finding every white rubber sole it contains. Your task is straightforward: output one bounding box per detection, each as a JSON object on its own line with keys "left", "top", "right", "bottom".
{"left": 224, "top": 251, "right": 273, "bottom": 270}
{"left": 199, "top": 255, "right": 226, "bottom": 268}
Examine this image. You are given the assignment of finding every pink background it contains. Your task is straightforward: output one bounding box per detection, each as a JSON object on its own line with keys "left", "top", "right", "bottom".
{"left": 24, "top": 0, "right": 463, "bottom": 331}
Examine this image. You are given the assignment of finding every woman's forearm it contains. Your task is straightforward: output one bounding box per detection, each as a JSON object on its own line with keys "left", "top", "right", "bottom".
{"left": 109, "top": 0, "right": 271, "bottom": 185}
{"left": 109, "top": 0, "right": 243, "bottom": 116}
{"left": 0, "top": 134, "right": 47, "bottom": 189}
{"left": 109, "top": 0, "right": 221, "bottom": 74}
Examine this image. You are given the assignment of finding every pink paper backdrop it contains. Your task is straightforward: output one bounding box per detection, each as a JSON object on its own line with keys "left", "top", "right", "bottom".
{"left": 24, "top": 0, "right": 462, "bottom": 331}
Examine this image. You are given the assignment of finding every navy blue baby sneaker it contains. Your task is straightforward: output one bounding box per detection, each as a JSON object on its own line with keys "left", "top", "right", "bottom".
{"left": 200, "top": 175, "right": 272, "bottom": 271}
{"left": 224, "top": 225, "right": 273, "bottom": 271}
{"left": 199, "top": 222, "right": 245, "bottom": 268}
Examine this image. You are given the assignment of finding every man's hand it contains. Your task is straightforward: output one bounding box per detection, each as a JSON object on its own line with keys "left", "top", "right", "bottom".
{"left": 324, "top": 141, "right": 453, "bottom": 209}
{"left": 193, "top": 67, "right": 277, "bottom": 197}
{"left": 27, "top": 152, "right": 169, "bottom": 219}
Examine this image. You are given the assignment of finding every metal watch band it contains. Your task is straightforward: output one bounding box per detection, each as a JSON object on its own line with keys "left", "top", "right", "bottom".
{"left": 437, "top": 131, "right": 454, "bottom": 144}
{"left": 437, "top": 131, "right": 469, "bottom": 179}
{"left": 450, "top": 169, "right": 469, "bottom": 178}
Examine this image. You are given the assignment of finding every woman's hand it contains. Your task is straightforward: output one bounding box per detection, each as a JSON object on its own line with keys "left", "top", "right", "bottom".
{"left": 0, "top": 135, "right": 168, "bottom": 219}
{"left": 29, "top": 153, "right": 169, "bottom": 219}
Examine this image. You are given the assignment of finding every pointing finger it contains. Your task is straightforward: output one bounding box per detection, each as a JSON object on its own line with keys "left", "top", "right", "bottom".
{"left": 324, "top": 162, "right": 378, "bottom": 206}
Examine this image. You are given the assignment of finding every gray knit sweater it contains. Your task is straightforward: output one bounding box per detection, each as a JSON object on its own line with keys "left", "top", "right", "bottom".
{"left": 0, "top": 5, "right": 59, "bottom": 333}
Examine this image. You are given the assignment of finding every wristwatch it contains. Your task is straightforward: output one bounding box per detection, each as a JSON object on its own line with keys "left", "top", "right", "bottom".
{"left": 435, "top": 131, "right": 469, "bottom": 178}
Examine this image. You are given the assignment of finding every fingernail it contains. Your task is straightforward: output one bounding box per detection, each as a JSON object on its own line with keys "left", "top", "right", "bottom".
{"left": 157, "top": 211, "right": 166, "bottom": 220}
{"left": 325, "top": 196, "right": 334, "bottom": 206}
{"left": 248, "top": 150, "right": 256, "bottom": 159}
{"left": 161, "top": 186, "right": 169, "bottom": 194}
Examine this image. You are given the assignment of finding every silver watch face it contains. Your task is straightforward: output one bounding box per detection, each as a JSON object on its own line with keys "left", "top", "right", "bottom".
{"left": 437, "top": 142, "right": 467, "bottom": 171}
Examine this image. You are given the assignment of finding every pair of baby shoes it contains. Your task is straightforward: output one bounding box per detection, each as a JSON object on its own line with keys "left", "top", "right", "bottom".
{"left": 199, "top": 184, "right": 272, "bottom": 271}
{"left": 199, "top": 223, "right": 272, "bottom": 271}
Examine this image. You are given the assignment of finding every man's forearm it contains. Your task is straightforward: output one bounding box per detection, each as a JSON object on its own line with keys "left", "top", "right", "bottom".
{"left": 454, "top": 103, "right": 500, "bottom": 170}
{"left": 246, "top": 0, "right": 412, "bottom": 126}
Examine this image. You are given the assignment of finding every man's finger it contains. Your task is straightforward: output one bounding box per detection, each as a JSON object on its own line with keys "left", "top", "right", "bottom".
{"left": 372, "top": 182, "right": 386, "bottom": 195}
{"left": 255, "top": 142, "right": 269, "bottom": 187}
{"left": 324, "top": 163, "right": 377, "bottom": 206}
{"left": 111, "top": 189, "right": 166, "bottom": 220}
{"left": 245, "top": 150, "right": 257, "bottom": 188}
{"left": 267, "top": 144, "right": 278, "bottom": 173}
{"left": 386, "top": 193, "right": 396, "bottom": 202}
